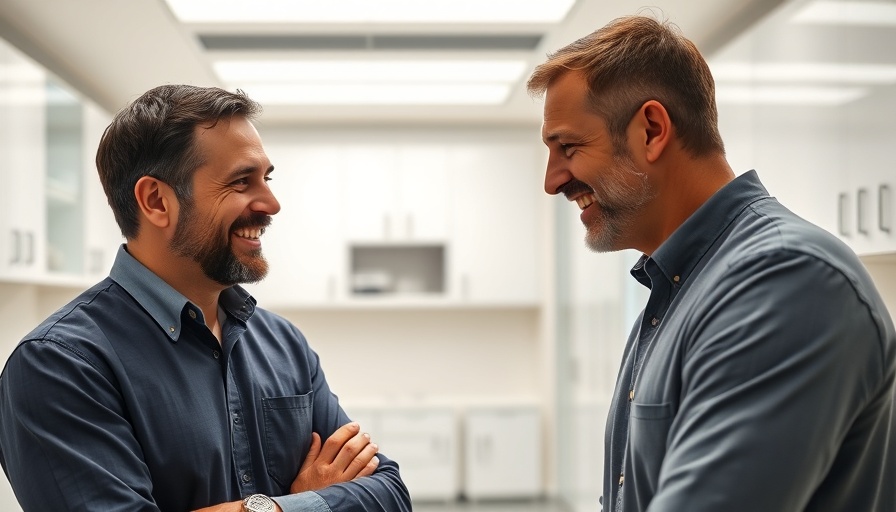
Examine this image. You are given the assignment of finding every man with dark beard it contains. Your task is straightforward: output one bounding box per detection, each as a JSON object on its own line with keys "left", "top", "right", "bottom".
{"left": 0, "top": 85, "right": 410, "bottom": 512}
{"left": 528, "top": 15, "right": 895, "bottom": 512}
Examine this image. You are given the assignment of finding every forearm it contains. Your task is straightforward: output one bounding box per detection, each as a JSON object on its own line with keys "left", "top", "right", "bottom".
{"left": 311, "top": 461, "right": 410, "bottom": 512}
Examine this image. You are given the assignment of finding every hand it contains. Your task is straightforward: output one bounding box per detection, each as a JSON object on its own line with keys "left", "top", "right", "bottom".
{"left": 290, "top": 422, "right": 380, "bottom": 493}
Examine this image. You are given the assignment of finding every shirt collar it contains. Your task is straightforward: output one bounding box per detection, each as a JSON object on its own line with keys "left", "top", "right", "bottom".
{"left": 108, "top": 245, "right": 257, "bottom": 342}
{"left": 631, "top": 170, "right": 770, "bottom": 288}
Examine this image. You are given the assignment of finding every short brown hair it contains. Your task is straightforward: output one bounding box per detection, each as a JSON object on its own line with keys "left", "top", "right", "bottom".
{"left": 96, "top": 85, "right": 261, "bottom": 239}
{"left": 527, "top": 15, "right": 724, "bottom": 156}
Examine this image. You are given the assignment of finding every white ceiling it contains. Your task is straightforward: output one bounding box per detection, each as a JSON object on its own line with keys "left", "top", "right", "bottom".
{"left": 0, "top": 0, "right": 786, "bottom": 126}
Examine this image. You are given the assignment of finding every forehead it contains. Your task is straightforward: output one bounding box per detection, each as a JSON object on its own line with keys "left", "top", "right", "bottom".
{"left": 541, "top": 72, "right": 602, "bottom": 139}
{"left": 192, "top": 117, "right": 268, "bottom": 169}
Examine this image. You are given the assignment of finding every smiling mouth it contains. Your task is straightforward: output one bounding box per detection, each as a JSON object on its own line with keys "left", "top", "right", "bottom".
{"left": 574, "top": 193, "right": 596, "bottom": 211}
{"left": 233, "top": 227, "right": 264, "bottom": 240}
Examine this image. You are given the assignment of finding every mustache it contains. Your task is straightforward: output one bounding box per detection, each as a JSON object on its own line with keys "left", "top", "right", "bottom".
{"left": 230, "top": 213, "right": 272, "bottom": 231}
{"left": 558, "top": 179, "right": 594, "bottom": 201}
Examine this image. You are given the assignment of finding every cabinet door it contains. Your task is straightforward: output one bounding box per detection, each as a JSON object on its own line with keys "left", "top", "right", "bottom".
{"left": 82, "top": 101, "right": 121, "bottom": 278}
{"left": 375, "top": 409, "right": 458, "bottom": 502}
{"left": 464, "top": 407, "right": 542, "bottom": 499}
{"left": 841, "top": 124, "right": 896, "bottom": 255}
{"left": 0, "top": 41, "right": 46, "bottom": 280}
{"left": 343, "top": 145, "right": 397, "bottom": 241}
{"left": 449, "top": 143, "right": 541, "bottom": 304}
{"left": 247, "top": 144, "right": 346, "bottom": 306}
{"left": 396, "top": 145, "right": 449, "bottom": 241}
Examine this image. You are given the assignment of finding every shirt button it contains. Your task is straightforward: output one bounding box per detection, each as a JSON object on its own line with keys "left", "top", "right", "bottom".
{"left": 188, "top": 309, "right": 197, "bottom": 320}
{"left": 628, "top": 389, "right": 634, "bottom": 402}
{"left": 213, "top": 350, "right": 220, "bottom": 359}
{"left": 651, "top": 317, "right": 659, "bottom": 326}
{"left": 168, "top": 326, "right": 175, "bottom": 333}
{"left": 241, "top": 473, "right": 251, "bottom": 483}
{"left": 619, "top": 473, "right": 625, "bottom": 486}
{"left": 233, "top": 413, "right": 240, "bottom": 424}
{"left": 673, "top": 275, "right": 680, "bottom": 283}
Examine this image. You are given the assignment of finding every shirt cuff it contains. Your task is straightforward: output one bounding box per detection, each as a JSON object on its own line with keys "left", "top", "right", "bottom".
{"left": 272, "top": 491, "right": 331, "bottom": 512}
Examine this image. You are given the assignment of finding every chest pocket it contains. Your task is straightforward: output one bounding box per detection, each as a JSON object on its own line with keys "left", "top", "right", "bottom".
{"left": 628, "top": 401, "right": 674, "bottom": 494}
{"left": 262, "top": 392, "right": 313, "bottom": 488}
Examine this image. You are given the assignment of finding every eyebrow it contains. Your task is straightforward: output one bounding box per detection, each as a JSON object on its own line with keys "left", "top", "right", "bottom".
{"left": 543, "top": 129, "right": 576, "bottom": 144}
{"left": 223, "top": 164, "right": 274, "bottom": 182}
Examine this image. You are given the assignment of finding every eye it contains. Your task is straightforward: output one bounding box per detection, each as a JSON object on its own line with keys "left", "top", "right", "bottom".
{"left": 559, "top": 143, "right": 576, "bottom": 157}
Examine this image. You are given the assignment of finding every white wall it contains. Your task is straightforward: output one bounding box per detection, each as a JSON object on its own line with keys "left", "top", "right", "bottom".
{"left": 274, "top": 308, "right": 542, "bottom": 404}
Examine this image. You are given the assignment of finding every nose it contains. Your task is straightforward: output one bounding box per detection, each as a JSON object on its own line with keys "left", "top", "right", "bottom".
{"left": 544, "top": 150, "right": 572, "bottom": 196}
{"left": 252, "top": 183, "right": 281, "bottom": 216}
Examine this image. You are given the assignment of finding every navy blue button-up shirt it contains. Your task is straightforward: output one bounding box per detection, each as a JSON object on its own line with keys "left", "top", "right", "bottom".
{"left": 0, "top": 246, "right": 410, "bottom": 511}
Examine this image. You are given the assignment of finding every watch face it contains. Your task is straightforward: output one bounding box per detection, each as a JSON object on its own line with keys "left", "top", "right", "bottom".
{"left": 243, "top": 494, "right": 276, "bottom": 512}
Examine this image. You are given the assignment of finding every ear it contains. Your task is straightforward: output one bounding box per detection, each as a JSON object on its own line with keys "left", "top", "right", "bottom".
{"left": 133, "top": 176, "right": 176, "bottom": 230}
{"left": 630, "top": 100, "right": 672, "bottom": 164}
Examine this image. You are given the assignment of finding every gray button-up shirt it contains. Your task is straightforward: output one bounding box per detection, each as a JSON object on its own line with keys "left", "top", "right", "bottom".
{"left": 604, "top": 171, "right": 896, "bottom": 511}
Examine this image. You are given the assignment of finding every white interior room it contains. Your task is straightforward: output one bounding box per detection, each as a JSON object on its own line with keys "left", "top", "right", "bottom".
{"left": 1, "top": 0, "right": 895, "bottom": 511}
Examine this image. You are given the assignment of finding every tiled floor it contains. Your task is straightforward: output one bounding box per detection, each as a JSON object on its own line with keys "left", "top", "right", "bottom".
{"left": 413, "top": 498, "right": 569, "bottom": 512}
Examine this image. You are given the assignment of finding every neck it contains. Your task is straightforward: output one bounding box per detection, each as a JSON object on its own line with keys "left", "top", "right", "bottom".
{"left": 126, "top": 239, "right": 225, "bottom": 340}
{"left": 638, "top": 153, "right": 735, "bottom": 255}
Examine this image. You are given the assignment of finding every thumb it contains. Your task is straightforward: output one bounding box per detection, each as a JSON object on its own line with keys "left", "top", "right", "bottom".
{"left": 299, "top": 432, "right": 322, "bottom": 472}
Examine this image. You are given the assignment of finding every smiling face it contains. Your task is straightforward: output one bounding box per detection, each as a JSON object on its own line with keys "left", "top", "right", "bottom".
{"left": 542, "top": 72, "right": 656, "bottom": 253}
{"left": 169, "top": 116, "right": 280, "bottom": 286}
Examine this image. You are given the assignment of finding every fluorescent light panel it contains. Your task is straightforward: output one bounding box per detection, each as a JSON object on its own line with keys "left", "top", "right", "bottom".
{"left": 791, "top": 0, "right": 896, "bottom": 26}
{"left": 165, "top": 0, "right": 576, "bottom": 23}
{"left": 215, "top": 59, "right": 526, "bottom": 105}
{"left": 235, "top": 83, "right": 512, "bottom": 105}
{"left": 715, "top": 85, "right": 867, "bottom": 105}
{"left": 711, "top": 62, "right": 896, "bottom": 84}
{"left": 214, "top": 60, "right": 528, "bottom": 83}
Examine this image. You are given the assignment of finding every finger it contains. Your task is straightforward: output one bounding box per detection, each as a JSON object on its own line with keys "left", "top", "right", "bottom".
{"left": 332, "top": 431, "right": 372, "bottom": 470}
{"left": 298, "top": 432, "right": 322, "bottom": 472}
{"left": 355, "top": 452, "right": 381, "bottom": 479}
{"left": 318, "top": 422, "right": 361, "bottom": 463}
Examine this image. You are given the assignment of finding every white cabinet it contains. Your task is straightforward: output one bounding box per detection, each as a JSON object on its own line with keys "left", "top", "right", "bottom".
{"left": 247, "top": 143, "right": 346, "bottom": 306}
{"left": 82, "top": 102, "right": 121, "bottom": 279}
{"left": 834, "top": 124, "right": 896, "bottom": 256}
{"left": 246, "top": 131, "right": 544, "bottom": 308}
{"left": 463, "top": 406, "right": 542, "bottom": 500}
{"left": 0, "top": 40, "right": 47, "bottom": 281}
{"left": 349, "top": 406, "right": 459, "bottom": 502}
{"left": 449, "top": 143, "right": 542, "bottom": 305}
{"left": 344, "top": 145, "right": 449, "bottom": 242}
{"left": 0, "top": 36, "right": 128, "bottom": 286}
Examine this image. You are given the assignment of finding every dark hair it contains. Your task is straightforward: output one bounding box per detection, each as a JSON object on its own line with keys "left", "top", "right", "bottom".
{"left": 527, "top": 15, "right": 724, "bottom": 157}
{"left": 95, "top": 85, "right": 261, "bottom": 239}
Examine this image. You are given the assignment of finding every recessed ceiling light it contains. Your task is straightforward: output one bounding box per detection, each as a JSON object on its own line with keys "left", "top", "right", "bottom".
{"left": 715, "top": 85, "right": 867, "bottom": 105}
{"left": 711, "top": 62, "right": 896, "bottom": 84}
{"left": 791, "top": 0, "right": 896, "bottom": 26}
{"left": 233, "top": 83, "right": 512, "bottom": 105}
{"left": 164, "top": 0, "right": 576, "bottom": 24}
{"left": 213, "top": 60, "right": 528, "bottom": 83}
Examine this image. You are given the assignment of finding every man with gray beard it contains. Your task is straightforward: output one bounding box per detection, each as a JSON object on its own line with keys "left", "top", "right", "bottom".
{"left": 528, "top": 15, "right": 896, "bottom": 512}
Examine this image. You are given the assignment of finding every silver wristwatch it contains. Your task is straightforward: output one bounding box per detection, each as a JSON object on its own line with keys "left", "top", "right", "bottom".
{"left": 242, "top": 494, "right": 276, "bottom": 512}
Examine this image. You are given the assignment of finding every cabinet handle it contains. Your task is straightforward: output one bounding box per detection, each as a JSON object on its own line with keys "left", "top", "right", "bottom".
{"left": 880, "top": 184, "right": 891, "bottom": 233}
{"left": 327, "top": 275, "right": 336, "bottom": 301}
{"left": 837, "top": 193, "right": 850, "bottom": 237}
{"left": 10, "top": 230, "right": 21, "bottom": 264}
{"left": 383, "top": 214, "right": 391, "bottom": 240}
{"left": 24, "top": 231, "right": 34, "bottom": 265}
{"left": 857, "top": 188, "right": 869, "bottom": 235}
